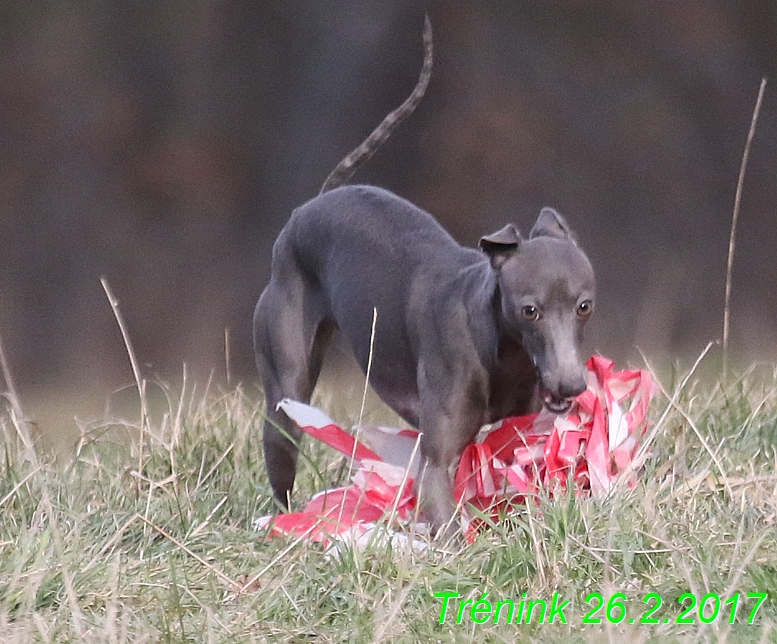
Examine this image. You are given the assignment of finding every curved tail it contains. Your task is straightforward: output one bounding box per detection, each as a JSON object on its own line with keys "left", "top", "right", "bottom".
{"left": 319, "top": 15, "right": 433, "bottom": 194}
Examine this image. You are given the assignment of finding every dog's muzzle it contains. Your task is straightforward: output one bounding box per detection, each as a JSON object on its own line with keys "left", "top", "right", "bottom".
{"left": 539, "top": 383, "right": 575, "bottom": 414}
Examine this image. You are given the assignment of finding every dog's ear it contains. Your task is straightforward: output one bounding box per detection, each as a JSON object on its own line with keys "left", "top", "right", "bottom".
{"left": 529, "top": 207, "right": 576, "bottom": 241}
{"left": 479, "top": 224, "right": 521, "bottom": 268}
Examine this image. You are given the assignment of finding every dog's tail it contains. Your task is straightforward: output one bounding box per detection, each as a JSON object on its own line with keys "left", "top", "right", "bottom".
{"left": 319, "top": 15, "right": 433, "bottom": 194}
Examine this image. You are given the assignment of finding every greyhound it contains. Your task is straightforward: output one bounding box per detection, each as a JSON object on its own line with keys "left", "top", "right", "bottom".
{"left": 254, "top": 17, "right": 596, "bottom": 535}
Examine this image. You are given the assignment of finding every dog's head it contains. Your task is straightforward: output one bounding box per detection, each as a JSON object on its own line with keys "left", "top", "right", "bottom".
{"left": 480, "top": 208, "right": 595, "bottom": 414}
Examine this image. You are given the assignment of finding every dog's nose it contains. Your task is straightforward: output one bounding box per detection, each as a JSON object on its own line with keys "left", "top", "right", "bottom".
{"left": 557, "top": 376, "right": 587, "bottom": 400}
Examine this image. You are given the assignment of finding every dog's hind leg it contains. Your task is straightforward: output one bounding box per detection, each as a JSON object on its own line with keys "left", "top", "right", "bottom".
{"left": 254, "top": 281, "right": 334, "bottom": 509}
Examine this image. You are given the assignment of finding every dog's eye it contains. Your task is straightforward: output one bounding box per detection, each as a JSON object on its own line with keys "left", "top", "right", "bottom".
{"left": 576, "top": 300, "right": 594, "bottom": 317}
{"left": 521, "top": 305, "right": 540, "bottom": 321}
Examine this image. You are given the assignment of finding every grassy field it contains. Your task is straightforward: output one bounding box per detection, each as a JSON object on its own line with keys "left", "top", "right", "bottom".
{"left": 0, "top": 351, "right": 776, "bottom": 643}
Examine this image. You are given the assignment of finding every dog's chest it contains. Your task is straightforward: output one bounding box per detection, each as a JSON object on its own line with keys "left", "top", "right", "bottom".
{"left": 487, "top": 340, "right": 539, "bottom": 420}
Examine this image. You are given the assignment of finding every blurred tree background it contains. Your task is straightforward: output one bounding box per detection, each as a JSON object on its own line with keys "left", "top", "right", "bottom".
{"left": 1, "top": 1, "right": 776, "bottom": 420}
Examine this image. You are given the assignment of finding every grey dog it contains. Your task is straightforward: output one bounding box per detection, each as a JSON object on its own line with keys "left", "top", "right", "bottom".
{"left": 254, "top": 18, "right": 595, "bottom": 535}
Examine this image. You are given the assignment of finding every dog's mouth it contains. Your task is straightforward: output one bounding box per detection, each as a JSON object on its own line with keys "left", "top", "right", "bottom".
{"left": 539, "top": 385, "right": 574, "bottom": 414}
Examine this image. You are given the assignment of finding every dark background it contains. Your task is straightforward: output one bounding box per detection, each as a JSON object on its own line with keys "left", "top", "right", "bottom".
{"left": 2, "top": 1, "right": 777, "bottom": 410}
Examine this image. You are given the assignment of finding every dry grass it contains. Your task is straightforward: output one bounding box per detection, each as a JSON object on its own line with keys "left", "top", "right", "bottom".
{"left": 0, "top": 346, "right": 775, "bottom": 643}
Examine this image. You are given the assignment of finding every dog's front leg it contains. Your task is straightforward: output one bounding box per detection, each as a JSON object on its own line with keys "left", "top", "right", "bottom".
{"left": 415, "top": 395, "right": 484, "bottom": 541}
{"left": 416, "top": 447, "right": 458, "bottom": 539}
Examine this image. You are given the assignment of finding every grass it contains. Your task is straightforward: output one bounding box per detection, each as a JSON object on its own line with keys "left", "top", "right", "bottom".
{"left": 0, "top": 352, "right": 776, "bottom": 643}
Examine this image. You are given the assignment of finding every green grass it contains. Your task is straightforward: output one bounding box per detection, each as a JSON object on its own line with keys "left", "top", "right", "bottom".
{"left": 1, "top": 355, "right": 776, "bottom": 643}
